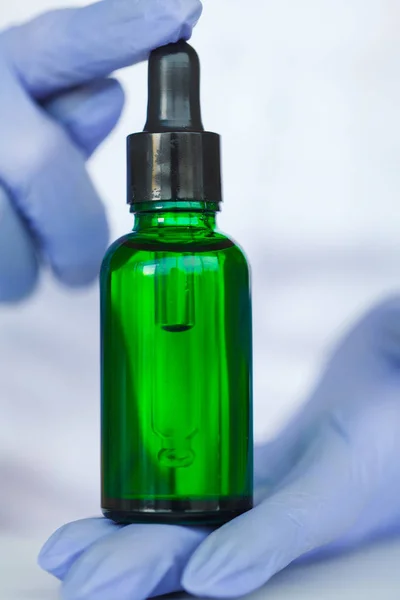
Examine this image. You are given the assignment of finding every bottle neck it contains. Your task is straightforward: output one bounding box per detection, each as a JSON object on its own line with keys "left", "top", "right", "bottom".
{"left": 132, "top": 202, "right": 218, "bottom": 233}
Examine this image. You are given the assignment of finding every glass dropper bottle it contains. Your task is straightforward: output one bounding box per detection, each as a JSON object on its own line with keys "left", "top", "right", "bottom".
{"left": 101, "top": 40, "right": 253, "bottom": 525}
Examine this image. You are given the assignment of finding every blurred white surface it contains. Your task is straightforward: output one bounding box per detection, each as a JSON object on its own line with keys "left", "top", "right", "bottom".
{"left": 4, "top": 536, "right": 400, "bottom": 600}
{"left": 0, "top": 0, "right": 400, "bottom": 536}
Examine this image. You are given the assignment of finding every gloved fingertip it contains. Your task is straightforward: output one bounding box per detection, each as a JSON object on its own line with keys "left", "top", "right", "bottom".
{"left": 38, "top": 523, "right": 74, "bottom": 579}
{"left": 54, "top": 262, "right": 102, "bottom": 288}
{"left": 186, "top": 0, "right": 203, "bottom": 25}
{"left": 0, "top": 268, "right": 39, "bottom": 304}
{"left": 181, "top": 574, "right": 214, "bottom": 598}
{"left": 49, "top": 211, "right": 109, "bottom": 289}
{"left": 182, "top": 511, "right": 274, "bottom": 599}
{"left": 174, "top": 0, "right": 203, "bottom": 42}
{"left": 183, "top": 570, "right": 249, "bottom": 599}
{"left": 182, "top": 546, "right": 227, "bottom": 598}
{"left": 38, "top": 518, "right": 118, "bottom": 581}
{"left": 46, "top": 78, "right": 125, "bottom": 157}
{"left": 182, "top": 581, "right": 242, "bottom": 599}
{"left": 178, "top": 23, "right": 194, "bottom": 42}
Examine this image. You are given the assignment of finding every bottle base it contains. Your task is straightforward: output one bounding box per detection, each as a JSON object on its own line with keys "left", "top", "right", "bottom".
{"left": 102, "top": 497, "right": 253, "bottom": 526}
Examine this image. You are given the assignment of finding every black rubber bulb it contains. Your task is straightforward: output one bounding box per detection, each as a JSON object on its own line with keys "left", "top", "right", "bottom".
{"left": 144, "top": 40, "right": 204, "bottom": 133}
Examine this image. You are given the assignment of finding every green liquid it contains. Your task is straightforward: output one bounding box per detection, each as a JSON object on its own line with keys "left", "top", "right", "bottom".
{"left": 101, "top": 208, "right": 253, "bottom": 524}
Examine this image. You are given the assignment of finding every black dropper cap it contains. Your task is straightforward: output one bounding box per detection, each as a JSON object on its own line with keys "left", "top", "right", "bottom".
{"left": 127, "top": 41, "right": 222, "bottom": 207}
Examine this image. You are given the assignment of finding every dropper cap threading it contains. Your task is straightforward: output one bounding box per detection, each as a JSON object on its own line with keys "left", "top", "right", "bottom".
{"left": 127, "top": 41, "right": 222, "bottom": 207}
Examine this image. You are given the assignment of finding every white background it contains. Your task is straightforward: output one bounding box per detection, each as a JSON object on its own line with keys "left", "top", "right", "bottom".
{"left": 0, "top": 0, "right": 400, "bottom": 537}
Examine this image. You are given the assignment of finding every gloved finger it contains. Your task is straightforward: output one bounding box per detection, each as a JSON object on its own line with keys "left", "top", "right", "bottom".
{"left": 0, "top": 58, "right": 109, "bottom": 287}
{"left": 39, "top": 518, "right": 121, "bottom": 581}
{"left": 2, "top": 0, "right": 203, "bottom": 99}
{"left": 44, "top": 78, "right": 125, "bottom": 158}
{"left": 0, "top": 186, "right": 39, "bottom": 302}
{"left": 59, "top": 524, "right": 209, "bottom": 600}
{"left": 25, "top": 142, "right": 108, "bottom": 286}
{"left": 183, "top": 300, "right": 400, "bottom": 598}
{"left": 184, "top": 406, "right": 400, "bottom": 598}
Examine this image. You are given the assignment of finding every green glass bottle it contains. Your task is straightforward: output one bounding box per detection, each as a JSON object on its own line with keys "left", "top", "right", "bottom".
{"left": 101, "top": 41, "right": 253, "bottom": 525}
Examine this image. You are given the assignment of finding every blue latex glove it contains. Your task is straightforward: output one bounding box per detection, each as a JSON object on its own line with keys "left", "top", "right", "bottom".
{"left": 39, "top": 297, "right": 400, "bottom": 599}
{"left": 0, "top": 0, "right": 202, "bottom": 302}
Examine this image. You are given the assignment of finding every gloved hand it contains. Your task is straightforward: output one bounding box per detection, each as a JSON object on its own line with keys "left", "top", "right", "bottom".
{"left": 0, "top": 0, "right": 202, "bottom": 302}
{"left": 39, "top": 297, "right": 400, "bottom": 599}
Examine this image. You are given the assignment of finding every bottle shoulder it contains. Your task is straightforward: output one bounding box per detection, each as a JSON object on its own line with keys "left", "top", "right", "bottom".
{"left": 101, "top": 230, "right": 249, "bottom": 274}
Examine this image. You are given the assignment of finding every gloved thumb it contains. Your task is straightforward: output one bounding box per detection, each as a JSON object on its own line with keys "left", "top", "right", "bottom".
{"left": 2, "top": 0, "right": 202, "bottom": 99}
